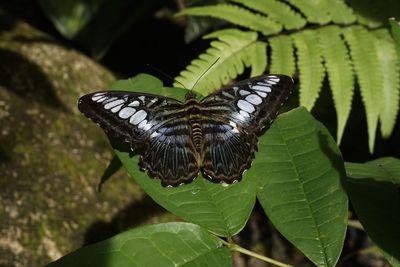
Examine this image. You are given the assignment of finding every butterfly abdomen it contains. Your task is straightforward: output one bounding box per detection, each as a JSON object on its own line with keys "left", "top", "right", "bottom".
{"left": 186, "top": 103, "right": 203, "bottom": 154}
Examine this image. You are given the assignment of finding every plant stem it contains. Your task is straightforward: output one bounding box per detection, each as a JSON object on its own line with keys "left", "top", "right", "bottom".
{"left": 218, "top": 238, "right": 293, "bottom": 267}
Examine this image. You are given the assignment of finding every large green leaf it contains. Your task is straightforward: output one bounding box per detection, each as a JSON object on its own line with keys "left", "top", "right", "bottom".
{"left": 345, "top": 157, "right": 400, "bottom": 265}
{"left": 110, "top": 74, "right": 256, "bottom": 237}
{"left": 47, "top": 222, "right": 231, "bottom": 267}
{"left": 257, "top": 107, "right": 348, "bottom": 267}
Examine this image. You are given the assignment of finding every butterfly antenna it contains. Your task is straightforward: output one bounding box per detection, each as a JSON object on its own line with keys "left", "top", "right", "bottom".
{"left": 146, "top": 64, "right": 187, "bottom": 89}
{"left": 191, "top": 57, "right": 220, "bottom": 92}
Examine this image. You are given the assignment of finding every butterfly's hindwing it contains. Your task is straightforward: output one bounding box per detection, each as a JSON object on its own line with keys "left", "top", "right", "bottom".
{"left": 140, "top": 118, "right": 200, "bottom": 186}
{"left": 201, "top": 119, "right": 257, "bottom": 183}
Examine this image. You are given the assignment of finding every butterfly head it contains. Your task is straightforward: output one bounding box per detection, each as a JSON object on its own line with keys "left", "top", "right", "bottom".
{"left": 185, "top": 91, "right": 197, "bottom": 100}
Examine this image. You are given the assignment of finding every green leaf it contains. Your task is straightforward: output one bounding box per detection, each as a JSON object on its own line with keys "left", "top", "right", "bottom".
{"left": 292, "top": 30, "right": 325, "bottom": 110}
{"left": 174, "top": 29, "right": 266, "bottom": 95}
{"left": 325, "top": 0, "right": 356, "bottom": 24}
{"left": 47, "top": 222, "right": 231, "bottom": 267}
{"left": 231, "top": 0, "right": 306, "bottom": 30}
{"left": 177, "top": 4, "right": 282, "bottom": 35}
{"left": 317, "top": 25, "right": 354, "bottom": 144}
{"left": 257, "top": 107, "right": 348, "bottom": 267}
{"left": 343, "top": 26, "right": 382, "bottom": 153}
{"left": 111, "top": 74, "right": 256, "bottom": 237}
{"left": 269, "top": 35, "right": 295, "bottom": 76}
{"left": 389, "top": 17, "right": 400, "bottom": 46}
{"left": 373, "top": 29, "right": 400, "bottom": 138}
{"left": 286, "top": 0, "right": 331, "bottom": 24}
{"left": 345, "top": 157, "right": 400, "bottom": 265}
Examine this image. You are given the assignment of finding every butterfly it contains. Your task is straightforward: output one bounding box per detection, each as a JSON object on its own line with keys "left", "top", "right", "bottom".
{"left": 78, "top": 74, "right": 293, "bottom": 187}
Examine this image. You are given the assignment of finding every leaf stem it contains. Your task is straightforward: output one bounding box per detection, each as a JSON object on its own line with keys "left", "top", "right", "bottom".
{"left": 218, "top": 238, "right": 293, "bottom": 267}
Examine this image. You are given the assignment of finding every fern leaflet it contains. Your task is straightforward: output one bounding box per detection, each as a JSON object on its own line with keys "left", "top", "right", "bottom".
{"left": 343, "top": 26, "right": 382, "bottom": 153}
{"left": 286, "top": 0, "right": 330, "bottom": 24}
{"left": 373, "top": 29, "right": 400, "bottom": 138}
{"left": 177, "top": 4, "right": 282, "bottom": 35}
{"left": 292, "top": 30, "right": 325, "bottom": 110}
{"left": 230, "top": 0, "right": 306, "bottom": 30}
{"left": 269, "top": 35, "right": 295, "bottom": 76}
{"left": 318, "top": 26, "right": 354, "bottom": 144}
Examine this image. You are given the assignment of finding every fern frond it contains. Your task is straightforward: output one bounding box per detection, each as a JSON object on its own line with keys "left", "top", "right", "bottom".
{"left": 326, "top": 0, "right": 356, "bottom": 24}
{"left": 268, "top": 35, "right": 295, "bottom": 76}
{"left": 174, "top": 29, "right": 267, "bottom": 95}
{"left": 230, "top": 0, "right": 306, "bottom": 30}
{"left": 292, "top": 30, "right": 325, "bottom": 110}
{"left": 177, "top": 4, "right": 282, "bottom": 35}
{"left": 343, "top": 26, "right": 383, "bottom": 153}
{"left": 317, "top": 26, "right": 354, "bottom": 144}
{"left": 373, "top": 29, "right": 400, "bottom": 138}
{"left": 286, "top": 0, "right": 330, "bottom": 24}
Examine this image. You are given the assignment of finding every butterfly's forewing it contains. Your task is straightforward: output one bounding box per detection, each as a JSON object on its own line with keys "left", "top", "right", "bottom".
{"left": 78, "top": 91, "right": 201, "bottom": 185}
{"left": 201, "top": 75, "right": 293, "bottom": 133}
{"left": 78, "top": 91, "right": 182, "bottom": 147}
{"left": 200, "top": 75, "right": 293, "bottom": 183}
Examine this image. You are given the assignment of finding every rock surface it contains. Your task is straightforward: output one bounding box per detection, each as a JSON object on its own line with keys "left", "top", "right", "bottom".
{"left": 0, "top": 13, "right": 171, "bottom": 267}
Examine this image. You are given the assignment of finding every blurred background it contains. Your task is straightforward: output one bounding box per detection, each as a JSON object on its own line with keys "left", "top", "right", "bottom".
{"left": 0, "top": 0, "right": 398, "bottom": 266}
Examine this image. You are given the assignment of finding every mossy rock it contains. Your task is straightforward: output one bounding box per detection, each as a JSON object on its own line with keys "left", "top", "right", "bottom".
{"left": 0, "top": 13, "right": 175, "bottom": 267}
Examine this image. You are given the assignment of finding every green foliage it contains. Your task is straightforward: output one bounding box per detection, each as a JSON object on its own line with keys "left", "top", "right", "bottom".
{"left": 318, "top": 26, "right": 354, "bottom": 145}
{"left": 49, "top": 74, "right": 367, "bottom": 267}
{"left": 175, "top": 0, "right": 400, "bottom": 153}
{"left": 257, "top": 108, "right": 348, "bottom": 267}
{"left": 174, "top": 29, "right": 267, "bottom": 95}
{"left": 47, "top": 222, "right": 231, "bottom": 267}
{"left": 49, "top": 74, "right": 400, "bottom": 266}
{"left": 345, "top": 158, "right": 400, "bottom": 266}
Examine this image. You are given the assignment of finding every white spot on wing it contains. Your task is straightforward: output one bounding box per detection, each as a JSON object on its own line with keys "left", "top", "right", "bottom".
{"left": 150, "top": 131, "right": 159, "bottom": 138}
{"left": 256, "top": 91, "right": 267, "bottom": 97}
{"left": 229, "top": 120, "right": 240, "bottom": 133}
{"left": 104, "top": 99, "right": 125, "bottom": 109}
{"left": 245, "top": 94, "right": 262, "bottom": 105}
{"left": 138, "top": 96, "right": 146, "bottom": 102}
{"left": 143, "top": 123, "right": 152, "bottom": 131}
{"left": 252, "top": 85, "right": 271, "bottom": 92}
{"left": 91, "top": 93, "right": 106, "bottom": 101}
{"left": 239, "top": 90, "right": 250, "bottom": 96}
{"left": 111, "top": 104, "right": 123, "bottom": 113}
{"left": 129, "top": 110, "right": 147, "bottom": 125}
{"left": 96, "top": 96, "right": 108, "bottom": 102}
{"left": 138, "top": 119, "right": 147, "bottom": 129}
{"left": 269, "top": 77, "right": 280, "bottom": 82}
{"left": 119, "top": 107, "right": 136, "bottom": 119}
{"left": 237, "top": 99, "right": 255, "bottom": 113}
{"left": 129, "top": 100, "right": 140, "bottom": 107}
{"left": 236, "top": 110, "right": 250, "bottom": 121}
